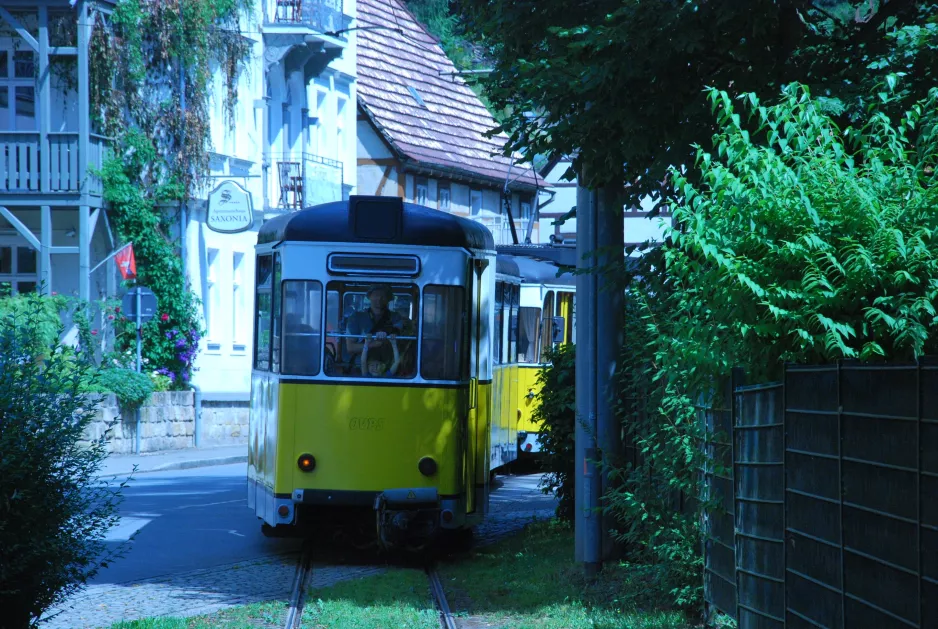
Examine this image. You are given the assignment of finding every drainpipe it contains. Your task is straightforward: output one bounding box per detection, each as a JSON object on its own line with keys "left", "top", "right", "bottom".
{"left": 191, "top": 383, "right": 203, "bottom": 448}
{"left": 177, "top": 60, "right": 203, "bottom": 448}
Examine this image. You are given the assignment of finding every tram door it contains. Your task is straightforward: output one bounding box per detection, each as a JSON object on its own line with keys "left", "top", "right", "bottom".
{"left": 465, "top": 257, "right": 489, "bottom": 515}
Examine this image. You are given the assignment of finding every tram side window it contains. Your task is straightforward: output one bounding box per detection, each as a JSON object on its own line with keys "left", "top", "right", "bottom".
{"left": 509, "top": 284, "right": 519, "bottom": 363}
{"left": 253, "top": 255, "right": 273, "bottom": 370}
{"left": 421, "top": 286, "right": 465, "bottom": 381}
{"left": 271, "top": 254, "right": 282, "bottom": 372}
{"left": 517, "top": 307, "right": 541, "bottom": 364}
{"left": 494, "top": 281, "right": 503, "bottom": 365}
{"left": 325, "top": 281, "right": 419, "bottom": 379}
{"left": 281, "top": 281, "right": 323, "bottom": 376}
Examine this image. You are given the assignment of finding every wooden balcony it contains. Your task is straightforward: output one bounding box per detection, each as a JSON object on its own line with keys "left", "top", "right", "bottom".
{"left": 0, "top": 132, "right": 110, "bottom": 199}
{"left": 263, "top": 0, "right": 349, "bottom": 35}
{"left": 267, "top": 152, "right": 343, "bottom": 211}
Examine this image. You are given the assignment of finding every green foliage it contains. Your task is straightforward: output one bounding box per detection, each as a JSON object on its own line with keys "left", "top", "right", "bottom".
{"left": 530, "top": 344, "right": 576, "bottom": 522}
{"left": 0, "top": 291, "right": 70, "bottom": 353}
{"left": 0, "top": 294, "right": 127, "bottom": 628}
{"left": 455, "top": 0, "right": 938, "bottom": 194}
{"left": 85, "top": 368, "right": 155, "bottom": 411}
{"left": 605, "top": 82, "right": 938, "bottom": 609}
{"left": 87, "top": 0, "right": 252, "bottom": 388}
{"left": 99, "top": 151, "right": 203, "bottom": 389}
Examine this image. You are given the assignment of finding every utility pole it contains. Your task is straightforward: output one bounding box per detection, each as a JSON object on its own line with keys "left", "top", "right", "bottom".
{"left": 575, "top": 163, "right": 624, "bottom": 575}
{"left": 575, "top": 166, "right": 601, "bottom": 576}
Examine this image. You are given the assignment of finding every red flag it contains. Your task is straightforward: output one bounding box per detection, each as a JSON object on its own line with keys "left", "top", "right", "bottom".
{"left": 114, "top": 243, "right": 137, "bottom": 280}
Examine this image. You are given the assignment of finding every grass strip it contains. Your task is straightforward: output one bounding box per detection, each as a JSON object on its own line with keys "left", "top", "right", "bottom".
{"left": 438, "top": 519, "right": 693, "bottom": 629}
{"left": 301, "top": 567, "right": 439, "bottom": 629}
{"left": 109, "top": 600, "right": 285, "bottom": 628}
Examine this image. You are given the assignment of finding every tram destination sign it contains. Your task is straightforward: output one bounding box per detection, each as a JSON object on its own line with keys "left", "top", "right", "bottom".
{"left": 206, "top": 180, "right": 255, "bottom": 234}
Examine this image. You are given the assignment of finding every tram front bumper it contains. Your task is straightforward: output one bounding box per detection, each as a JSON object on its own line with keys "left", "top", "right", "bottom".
{"left": 290, "top": 487, "right": 439, "bottom": 508}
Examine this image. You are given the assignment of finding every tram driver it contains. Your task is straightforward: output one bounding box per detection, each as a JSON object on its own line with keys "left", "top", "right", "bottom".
{"left": 345, "top": 284, "right": 406, "bottom": 375}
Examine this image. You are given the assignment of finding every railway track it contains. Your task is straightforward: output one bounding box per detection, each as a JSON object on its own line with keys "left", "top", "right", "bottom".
{"left": 283, "top": 543, "right": 314, "bottom": 629}
{"left": 426, "top": 562, "right": 458, "bottom": 629}
{"left": 283, "top": 545, "right": 458, "bottom": 629}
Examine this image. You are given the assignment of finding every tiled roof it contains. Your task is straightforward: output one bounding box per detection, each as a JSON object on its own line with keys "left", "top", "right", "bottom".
{"left": 356, "top": 0, "right": 541, "bottom": 190}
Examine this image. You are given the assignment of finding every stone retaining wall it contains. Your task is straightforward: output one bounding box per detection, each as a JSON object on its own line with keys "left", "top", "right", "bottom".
{"left": 201, "top": 400, "right": 250, "bottom": 446}
{"left": 81, "top": 393, "right": 250, "bottom": 454}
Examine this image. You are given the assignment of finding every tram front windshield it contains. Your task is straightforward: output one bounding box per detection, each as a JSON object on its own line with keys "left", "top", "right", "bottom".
{"left": 312, "top": 281, "right": 465, "bottom": 381}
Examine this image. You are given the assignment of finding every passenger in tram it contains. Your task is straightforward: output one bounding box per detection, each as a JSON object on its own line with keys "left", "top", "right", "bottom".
{"left": 360, "top": 335, "right": 402, "bottom": 377}
{"left": 345, "top": 284, "right": 412, "bottom": 373}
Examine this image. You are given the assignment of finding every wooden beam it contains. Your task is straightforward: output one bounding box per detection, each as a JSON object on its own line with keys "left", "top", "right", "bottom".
{"left": 358, "top": 158, "right": 399, "bottom": 167}
{"left": 50, "top": 47, "right": 78, "bottom": 56}
{"left": 77, "top": 1, "right": 90, "bottom": 201}
{"left": 0, "top": 6, "right": 39, "bottom": 52}
{"left": 0, "top": 207, "right": 41, "bottom": 250}
{"left": 79, "top": 205, "right": 89, "bottom": 300}
{"left": 38, "top": 5, "right": 50, "bottom": 193}
{"left": 374, "top": 165, "right": 394, "bottom": 196}
{"left": 40, "top": 206, "right": 51, "bottom": 294}
{"left": 89, "top": 207, "right": 100, "bottom": 236}
{"left": 397, "top": 168, "right": 405, "bottom": 199}
{"left": 50, "top": 246, "right": 79, "bottom": 255}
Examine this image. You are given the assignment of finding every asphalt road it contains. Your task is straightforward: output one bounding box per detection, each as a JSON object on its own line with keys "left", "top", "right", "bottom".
{"left": 92, "top": 463, "right": 302, "bottom": 584}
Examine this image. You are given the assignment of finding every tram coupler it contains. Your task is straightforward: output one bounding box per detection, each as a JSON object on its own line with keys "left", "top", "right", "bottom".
{"left": 374, "top": 488, "right": 439, "bottom": 550}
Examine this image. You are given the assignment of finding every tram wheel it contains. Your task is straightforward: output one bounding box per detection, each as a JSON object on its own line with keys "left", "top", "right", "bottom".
{"left": 439, "top": 527, "right": 474, "bottom": 553}
{"left": 261, "top": 523, "right": 293, "bottom": 538}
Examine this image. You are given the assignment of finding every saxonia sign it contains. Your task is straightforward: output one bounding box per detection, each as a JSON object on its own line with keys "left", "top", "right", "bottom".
{"left": 206, "top": 181, "right": 255, "bottom": 234}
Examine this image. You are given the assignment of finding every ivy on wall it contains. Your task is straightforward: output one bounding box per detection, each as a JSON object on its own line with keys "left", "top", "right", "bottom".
{"left": 89, "top": 0, "right": 254, "bottom": 388}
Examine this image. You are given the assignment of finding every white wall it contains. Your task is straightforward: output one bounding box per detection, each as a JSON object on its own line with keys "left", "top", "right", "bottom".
{"left": 538, "top": 159, "right": 671, "bottom": 250}
{"left": 188, "top": 0, "right": 360, "bottom": 397}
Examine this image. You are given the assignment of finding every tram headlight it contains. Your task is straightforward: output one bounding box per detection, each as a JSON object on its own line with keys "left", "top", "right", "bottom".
{"left": 418, "top": 456, "right": 437, "bottom": 477}
{"left": 297, "top": 453, "right": 316, "bottom": 472}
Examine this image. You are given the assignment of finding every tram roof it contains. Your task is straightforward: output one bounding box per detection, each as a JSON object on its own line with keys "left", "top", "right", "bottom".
{"left": 258, "top": 197, "right": 495, "bottom": 250}
{"left": 501, "top": 254, "right": 575, "bottom": 287}
{"left": 496, "top": 255, "right": 520, "bottom": 277}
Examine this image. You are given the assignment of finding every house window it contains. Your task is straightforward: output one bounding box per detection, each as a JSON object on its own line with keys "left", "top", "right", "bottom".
{"left": 0, "top": 50, "right": 37, "bottom": 131}
{"left": 0, "top": 243, "right": 37, "bottom": 295}
{"left": 470, "top": 189, "right": 483, "bottom": 216}
{"left": 205, "top": 248, "right": 220, "bottom": 346}
{"left": 315, "top": 89, "right": 328, "bottom": 155}
{"left": 232, "top": 252, "right": 245, "bottom": 350}
{"left": 415, "top": 177, "right": 429, "bottom": 206}
{"left": 336, "top": 95, "right": 347, "bottom": 160}
{"left": 520, "top": 201, "right": 532, "bottom": 220}
{"left": 438, "top": 185, "right": 451, "bottom": 211}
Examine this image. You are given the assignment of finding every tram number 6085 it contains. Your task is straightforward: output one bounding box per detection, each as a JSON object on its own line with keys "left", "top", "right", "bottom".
{"left": 349, "top": 417, "right": 385, "bottom": 431}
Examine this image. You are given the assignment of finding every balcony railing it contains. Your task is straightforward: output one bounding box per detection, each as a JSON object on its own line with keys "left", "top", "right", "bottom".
{"left": 263, "top": 0, "right": 349, "bottom": 35}
{"left": 268, "top": 152, "right": 343, "bottom": 211}
{"left": 470, "top": 215, "right": 533, "bottom": 246}
{"left": 0, "top": 132, "right": 110, "bottom": 196}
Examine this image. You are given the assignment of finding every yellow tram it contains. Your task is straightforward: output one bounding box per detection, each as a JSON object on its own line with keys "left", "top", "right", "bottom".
{"left": 248, "top": 196, "right": 501, "bottom": 548}
{"left": 494, "top": 253, "right": 576, "bottom": 458}
{"left": 247, "top": 197, "right": 581, "bottom": 547}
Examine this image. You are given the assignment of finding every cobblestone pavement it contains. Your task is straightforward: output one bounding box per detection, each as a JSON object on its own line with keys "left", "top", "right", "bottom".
{"left": 41, "top": 472, "right": 555, "bottom": 628}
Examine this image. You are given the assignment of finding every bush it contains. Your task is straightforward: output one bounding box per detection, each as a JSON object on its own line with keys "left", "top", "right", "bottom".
{"left": 532, "top": 344, "right": 576, "bottom": 522}
{"left": 85, "top": 367, "right": 155, "bottom": 411}
{"left": 0, "top": 295, "right": 126, "bottom": 628}
{"left": 606, "top": 82, "right": 938, "bottom": 610}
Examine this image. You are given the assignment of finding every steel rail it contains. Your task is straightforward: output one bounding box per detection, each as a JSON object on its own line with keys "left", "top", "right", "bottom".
{"left": 283, "top": 543, "right": 314, "bottom": 629}
{"left": 426, "top": 563, "right": 457, "bottom": 629}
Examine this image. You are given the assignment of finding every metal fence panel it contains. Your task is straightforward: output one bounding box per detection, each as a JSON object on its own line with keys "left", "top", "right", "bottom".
{"left": 781, "top": 360, "right": 936, "bottom": 629}
{"left": 735, "top": 382, "right": 785, "bottom": 628}
{"left": 703, "top": 376, "right": 739, "bottom": 622}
